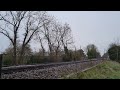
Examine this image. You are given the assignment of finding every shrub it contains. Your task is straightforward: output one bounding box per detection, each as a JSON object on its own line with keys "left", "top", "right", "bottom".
{"left": 26, "top": 55, "right": 52, "bottom": 64}
{"left": 3, "top": 55, "right": 13, "bottom": 66}
{"left": 108, "top": 44, "right": 120, "bottom": 62}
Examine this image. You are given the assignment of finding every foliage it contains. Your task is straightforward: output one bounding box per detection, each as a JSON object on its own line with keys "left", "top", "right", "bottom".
{"left": 108, "top": 44, "right": 120, "bottom": 62}
{"left": 63, "top": 60, "right": 120, "bottom": 79}
{"left": 86, "top": 44, "right": 101, "bottom": 59}
{"left": 3, "top": 44, "right": 32, "bottom": 65}
{"left": 76, "top": 49, "right": 86, "bottom": 60}
{"left": 26, "top": 55, "right": 51, "bottom": 64}
{"left": 62, "top": 54, "right": 72, "bottom": 62}
{"left": 3, "top": 55, "right": 13, "bottom": 66}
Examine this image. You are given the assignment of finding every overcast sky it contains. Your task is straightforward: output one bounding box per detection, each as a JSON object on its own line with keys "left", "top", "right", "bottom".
{"left": 0, "top": 11, "right": 120, "bottom": 55}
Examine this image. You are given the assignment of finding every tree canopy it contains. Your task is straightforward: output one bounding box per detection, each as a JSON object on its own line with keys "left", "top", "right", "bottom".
{"left": 86, "top": 44, "right": 101, "bottom": 59}
{"left": 108, "top": 43, "right": 120, "bottom": 62}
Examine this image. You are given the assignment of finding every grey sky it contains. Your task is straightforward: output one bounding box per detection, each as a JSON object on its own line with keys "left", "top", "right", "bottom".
{"left": 0, "top": 11, "right": 120, "bottom": 55}
{"left": 48, "top": 11, "right": 120, "bottom": 55}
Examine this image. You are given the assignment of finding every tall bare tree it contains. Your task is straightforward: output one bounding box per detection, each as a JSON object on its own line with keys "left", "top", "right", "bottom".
{"left": 49, "top": 22, "right": 62, "bottom": 61}
{"left": 19, "top": 11, "right": 47, "bottom": 64}
{"left": 0, "top": 11, "right": 47, "bottom": 65}
{"left": 0, "top": 11, "right": 27, "bottom": 65}
{"left": 34, "top": 32, "right": 45, "bottom": 57}
{"left": 40, "top": 15, "right": 56, "bottom": 59}
{"left": 60, "top": 23, "right": 74, "bottom": 55}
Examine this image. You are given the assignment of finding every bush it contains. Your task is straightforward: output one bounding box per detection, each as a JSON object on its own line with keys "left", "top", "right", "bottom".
{"left": 27, "top": 55, "right": 52, "bottom": 64}
{"left": 108, "top": 44, "right": 120, "bottom": 62}
{"left": 62, "top": 54, "right": 72, "bottom": 62}
{"left": 3, "top": 55, "right": 13, "bottom": 67}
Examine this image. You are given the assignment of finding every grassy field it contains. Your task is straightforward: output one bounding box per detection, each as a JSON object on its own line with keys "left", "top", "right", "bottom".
{"left": 63, "top": 60, "right": 120, "bottom": 79}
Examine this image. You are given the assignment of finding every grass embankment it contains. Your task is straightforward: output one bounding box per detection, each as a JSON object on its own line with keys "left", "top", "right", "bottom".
{"left": 63, "top": 60, "right": 120, "bottom": 79}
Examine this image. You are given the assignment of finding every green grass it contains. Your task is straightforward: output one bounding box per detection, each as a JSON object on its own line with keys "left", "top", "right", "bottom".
{"left": 63, "top": 60, "right": 120, "bottom": 79}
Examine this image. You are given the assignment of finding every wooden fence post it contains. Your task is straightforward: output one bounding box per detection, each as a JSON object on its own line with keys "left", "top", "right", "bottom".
{"left": 0, "top": 54, "right": 3, "bottom": 79}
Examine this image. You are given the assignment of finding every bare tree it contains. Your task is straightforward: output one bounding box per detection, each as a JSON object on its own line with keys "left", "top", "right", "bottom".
{"left": 52, "top": 22, "right": 63, "bottom": 61}
{"left": 19, "top": 11, "right": 47, "bottom": 64}
{"left": 34, "top": 32, "right": 45, "bottom": 57}
{"left": 0, "top": 11, "right": 27, "bottom": 65}
{"left": 0, "top": 11, "right": 47, "bottom": 65}
{"left": 60, "top": 23, "right": 74, "bottom": 55}
{"left": 39, "top": 15, "right": 56, "bottom": 60}
{"left": 35, "top": 15, "right": 63, "bottom": 61}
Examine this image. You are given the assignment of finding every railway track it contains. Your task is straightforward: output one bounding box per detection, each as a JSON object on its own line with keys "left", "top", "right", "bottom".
{"left": 2, "top": 59, "right": 104, "bottom": 74}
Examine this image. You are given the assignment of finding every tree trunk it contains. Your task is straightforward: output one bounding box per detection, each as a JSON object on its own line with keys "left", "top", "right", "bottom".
{"left": 19, "top": 46, "right": 25, "bottom": 64}
{"left": 39, "top": 37, "right": 45, "bottom": 57}
{"left": 64, "top": 46, "right": 70, "bottom": 61}
{"left": 55, "top": 50, "right": 59, "bottom": 62}
{"left": 64, "top": 46, "right": 69, "bottom": 55}
{"left": 48, "top": 42, "right": 53, "bottom": 60}
{"left": 13, "top": 44, "right": 17, "bottom": 65}
{"left": 42, "top": 49, "right": 45, "bottom": 57}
